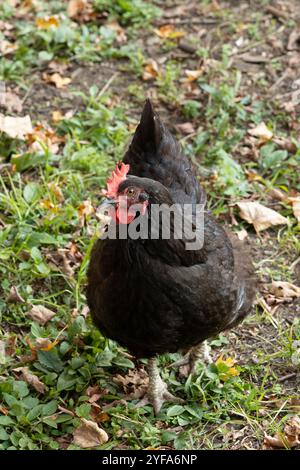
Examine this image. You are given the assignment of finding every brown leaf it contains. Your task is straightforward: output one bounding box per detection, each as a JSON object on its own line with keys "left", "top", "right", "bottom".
{"left": 27, "top": 305, "right": 56, "bottom": 325}
{"left": 78, "top": 199, "right": 94, "bottom": 227}
{"left": 35, "top": 337, "right": 59, "bottom": 351}
{"left": 57, "top": 249, "right": 74, "bottom": 278}
{"left": 48, "top": 182, "right": 64, "bottom": 202}
{"left": 248, "top": 122, "right": 273, "bottom": 143}
{"left": 58, "top": 405, "right": 75, "bottom": 416}
{"left": 113, "top": 368, "right": 149, "bottom": 399}
{"left": 73, "top": 418, "right": 108, "bottom": 448}
{"left": 7, "top": 285, "right": 25, "bottom": 303}
{"left": 236, "top": 228, "right": 248, "bottom": 241}
{"left": 0, "top": 90, "right": 23, "bottom": 113}
{"left": 263, "top": 416, "right": 300, "bottom": 449}
{"left": 67, "top": 0, "right": 96, "bottom": 22}
{"left": 0, "top": 40, "right": 17, "bottom": 56}
{"left": 236, "top": 201, "right": 288, "bottom": 232}
{"left": 42, "top": 72, "right": 72, "bottom": 89}
{"left": 67, "top": 0, "right": 87, "bottom": 17}
{"left": 287, "top": 29, "right": 300, "bottom": 51}
{"left": 0, "top": 20, "right": 14, "bottom": 34}
{"left": 48, "top": 61, "right": 69, "bottom": 74}
{"left": 154, "top": 25, "right": 186, "bottom": 39}
{"left": 0, "top": 114, "right": 32, "bottom": 139}
{"left": 184, "top": 69, "right": 203, "bottom": 82}
{"left": 0, "top": 405, "right": 9, "bottom": 415}
{"left": 142, "top": 60, "right": 160, "bottom": 81}
{"left": 86, "top": 385, "right": 103, "bottom": 403}
{"left": 272, "top": 136, "right": 297, "bottom": 153}
{"left": 13, "top": 366, "right": 46, "bottom": 394}
{"left": 268, "top": 188, "right": 287, "bottom": 202}
{"left": 52, "top": 110, "right": 64, "bottom": 122}
{"left": 270, "top": 281, "right": 300, "bottom": 301}
{"left": 52, "top": 109, "right": 74, "bottom": 123}
{"left": 287, "top": 196, "right": 300, "bottom": 223}
{"left": 27, "top": 123, "right": 64, "bottom": 154}
{"left": 176, "top": 122, "right": 195, "bottom": 135}
{"left": 106, "top": 21, "right": 127, "bottom": 44}
{"left": 5, "top": 335, "right": 17, "bottom": 356}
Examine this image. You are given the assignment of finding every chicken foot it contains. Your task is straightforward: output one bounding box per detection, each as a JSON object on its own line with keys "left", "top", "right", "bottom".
{"left": 136, "top": 357, "right": 184, "bottom": 415}
{"left": 170, "top": 341, "right": 213, "bottom": 377}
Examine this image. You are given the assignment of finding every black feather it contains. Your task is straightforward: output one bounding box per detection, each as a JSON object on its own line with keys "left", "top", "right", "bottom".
{"left": 87, "top": 101, "right": 256, "bottom": 358}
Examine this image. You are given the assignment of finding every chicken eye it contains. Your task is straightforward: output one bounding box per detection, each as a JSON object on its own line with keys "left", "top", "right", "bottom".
{"left": 127, "top": 188, "right": 136, "bottom": 197}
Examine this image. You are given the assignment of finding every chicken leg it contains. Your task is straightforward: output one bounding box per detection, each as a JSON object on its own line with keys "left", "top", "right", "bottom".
{"left": 170, "top": 341, "right": 213, "bottom": 377}
{"left": 136, "top": 357, "right": 184, "bottom": 415}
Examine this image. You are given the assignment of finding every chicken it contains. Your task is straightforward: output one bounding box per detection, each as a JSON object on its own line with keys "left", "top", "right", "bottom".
{"left": 87, "top": 100, "right": 256, "bottom": 414}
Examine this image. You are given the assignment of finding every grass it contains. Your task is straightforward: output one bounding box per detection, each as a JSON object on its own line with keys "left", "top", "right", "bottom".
{"left": 0, "top": 0, "right": 300, "bottom": 450}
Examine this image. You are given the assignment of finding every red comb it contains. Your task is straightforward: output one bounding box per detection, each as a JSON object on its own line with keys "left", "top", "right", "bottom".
{"left": 105, "top": 162, "right": 130, "bottom": 198}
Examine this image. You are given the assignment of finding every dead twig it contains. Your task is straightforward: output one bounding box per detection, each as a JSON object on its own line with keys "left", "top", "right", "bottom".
{"left": 21, "top": 84, "right": 33, "bottom": 105}
{"left": 278, "top": 372, "right": 297, "bottom": 383}
{"left": 265, "top": 6, "right": 288, "bottom": 21}
{"left": 97, "top": 72, "right": 119, "bottom": 99}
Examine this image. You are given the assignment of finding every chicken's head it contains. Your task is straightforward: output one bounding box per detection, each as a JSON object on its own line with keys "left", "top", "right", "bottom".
{"left": 103, "top": 162, "right": 149, "bottom": 224}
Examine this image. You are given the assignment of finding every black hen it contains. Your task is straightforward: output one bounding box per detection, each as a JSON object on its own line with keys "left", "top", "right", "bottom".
{"left": 87, "top": 100, "right": 256, "bottom": 414}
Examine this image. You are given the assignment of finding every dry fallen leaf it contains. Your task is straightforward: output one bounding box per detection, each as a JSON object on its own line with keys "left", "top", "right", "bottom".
{"left": 273, "top": 136, "right": 297, "bottom": 153}
{"left": 67, "top": 0, "right": 87, "bottom": 17}
{"left": 48, "top": 182, "right": 64, "bottom": 202}
{"left": 236, "top": 228, "right": 248, "bottom": 241}
{"left": 142, "top": 60, "right": 160, "bottom": 81}
{"left": 154, "top": 25, "right": 186, "bottom": 39}
{"left": 0, "top": 405, "right": 9, "bottom": 415}
{"left": 35, "top": 337, "right": 59, "bottom": 351}
{"left": 42, "top": 72, "right": 72, "bottom": 89}
{"left": 67, "top": 0, "right": 96, "bottom": 22}
{"left": 184, "top": 69, "right": 203, "bottom": 82}
{"left": 245, "top": 169, "right": 263, "bottom": 182}
{"left": 176, "top": 122, "right": 195, "bottom": 135}
{"left": 86, "top": 385, "right": 103, "bottom": 404}
{"left": 52, "top": 110, "right": 64, "bottom": 122}
{"left": 287, "top": 196, "right": 300, "bottom": 223}
{"left": 57, "top": 248, "right": 74, "bottom": 278}
{"left": 263, "top": 416, "right": 300, "bottom": 449}
{"left": 0, "top": 114, "right": 32, "bottom": 139}
{"left": 0, "top": 40, "right": 17, "bottom": 56}
{"left": 78, "top": 199, "right": 95, "bottom": 227}
{"left": 36, "top": 16, "right": 59, "bottom": 29}
{"left": 0, "top": 90, "right": 23, "bottom": 113}
{"left": 113, "top": 368, "right": 149, "bottom": 399}
{"left": 5, "top": 335, "right": 17, "bottom": 357}
{"left": 48, "top": 60, "right": 69, "bottom": 74}
{"left": 270, "top": 281, "right": 300, "bottom": 301}
{"left": 7, "top": 285, "right": 25, "bottom": 303}
{"left": 268, "top": 188, "right": 286, "bottom": 202}
{"left": 106, "top": 21, "right": 127, "bottom": 44}
{"left": 27, "top": 123, "right": 64, "bottom": 154}
{"left": 27, "top": 305, "right": 56, "bottom": 325}
{"left": 248, "top": 122, "right": 273, "bottom": 143}
{"left": 236, "top": 201, "right": 288, "bottom": 232}
{"left": 13, "top": 366, "right": 46, "bottom": 394}
{"left": 287, "top": 29, "right": 300, "bottom": 51}
{"left": 73, "top": 418, "right": 108, "bottom": 448}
